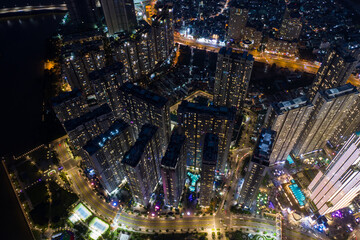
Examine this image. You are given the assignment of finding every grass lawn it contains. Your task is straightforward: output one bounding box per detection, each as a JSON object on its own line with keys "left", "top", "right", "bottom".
{"left": 26, "top": 181, "right": 48, "bottom": 207}
{"left": 29, "top": 181, "right": 78, "bottom": 227}
{"left": 17, "top": 161, "right": 41, "bottom": 184}
{"left": 49, "top": 181, "right": 78, "bottom": 226}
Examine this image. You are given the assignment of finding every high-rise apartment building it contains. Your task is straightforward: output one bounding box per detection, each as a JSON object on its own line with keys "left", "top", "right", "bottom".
{"left": 214, "top": 47, "right": 254, "bottom": 110}
{"left": 152, "top": 3, "right": 174, "bottom": 63}
{"left": 61, "top": 40, "right": 106, "bottom": 97}
{"left": 228, "top": 7, "right": 248, "bottom": 41}
{"left": 329, "top": 96, "right": 360, "bottom": 148}
{"left": 279, "top": 11, "right": 302, "bottom": 41}
{"left": 100, "top": 0, "right": 137, "bottom": 35}
{"left": 265, "top": 96, "right": 313, "bottom": 165}
{"left": 309, "top": 48, "right": 358, "bottom": 100}
{"left": 88, "top": 62, "right": 124, "bottom": 117}
{"left": 112, "top": 22, "right": 156, "bottom": 81}
{"left": 308, "top": 132, "right": 360, "bottom": 215}
{"left": 63, "top": 104, "right": 115, "bottom": 150}
{"left": 83, "top": 119, "right": 134, "bottom": 193}
{"left": 161, "top": 131, "right": 186, "bottom": 206}
{"left": 121, "top": 124, "right": 162, "bottom": 206}
{"left": 52, "top": 89, "right": 89, "bottom": 123}
{"left": 145, "top": 4, "right": 157, "bottom": 23}
{"left": 238, "top": 129, "right": 275, "bottom": 207}
{"left": 177, "top": 101, "right": 236, "bottom": 171}
{"left": 240, "top": 27, "right": 262, "bottom": 50}
{"left": 200, "top": 133, "right": 218, "bottom": 207}
{"left": 64, "top": 0, "right": 99, "bottom": 27}
{"left": 293, "top": 84, "right": 359, "bottom": 157}
{"left": 119, "top": 82, "right": 171, "bottom": 152}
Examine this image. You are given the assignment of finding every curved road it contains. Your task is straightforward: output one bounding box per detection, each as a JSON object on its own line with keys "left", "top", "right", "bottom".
{"left": 53, "top": 137, "right": 321, "bottom": 239}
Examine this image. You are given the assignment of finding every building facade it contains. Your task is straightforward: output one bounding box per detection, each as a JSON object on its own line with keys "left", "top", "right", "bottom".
{"left": 214, "top": 47, "right": 254, "bottom": 111}
{"left": 239, "top": 27, "right": 262, "bottom": 50}
{"left": 177, "top": 101, "right": 236, "bottom": 171}
{"left": 63, "top": 104, "right": 115, "bottom": 150}
{"left": 238, "top": 129, "right": 275, "bottom": 207}
{"left": 265, "top": 38, "right": 298, "bottom": 56}
{"left": 329, "top": 96, "right": 360, "bottom": 148}
{"left": 61, "top": 40, "right": 106, "bottom": 97}
{"left": 279, "top": 16, "right": 302, "bottom": 41}
{"left": 88, "top": 62, "right": 124, "bottom": 117}
{"left": 308, "top": 132, "right": 360, "bottom": 215}
{"left": 228, "top": 7, "right": 248, "bottom": 41}
{"left": 119, "top": 82, "right": 171, "bottom": 153}
{"left": 52, "top": 89, "right": 89, "bottom": 123}
{"left": 265, "top": 96, "right": 313, "bottom": 165}
{"left": 151, "top": 4, "right": 174, "bottom": 63}
{"left": 309, "top": 48, "right": 358, "bottom": 100}
{"left": 121, "top": 124, "right": 162, "bottom": 206}
{"left": 200, "top": 133, "right": 218, "bottom": 207}
{"left": 112, "top": 22, "right": 156, "bottom": 82}
{"left": 100, "top": 0, "right": 137, "bottom": 35}
{"left": 161, "top": 131, "right": 186, "bottom": 206}
{"left": 293, "top": 84, "right": 359, "bottom": 157}
{"left": 83, "top": 119, "right": 134, "bottom": 193}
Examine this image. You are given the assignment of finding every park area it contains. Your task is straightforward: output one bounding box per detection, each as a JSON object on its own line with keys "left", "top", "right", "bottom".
{"left": 26, "top": 180, "right": 78, "bottom": 228}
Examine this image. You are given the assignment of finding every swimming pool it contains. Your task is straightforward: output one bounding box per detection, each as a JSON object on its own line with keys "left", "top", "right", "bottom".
{"left": 289, "top": 183, "right": 306, "bottom": 206}
{"left": 187, "top": 172, "right": 200, "bottom": 192}
{"left": 287, "top": 155, "right": 295, "bottom": 164}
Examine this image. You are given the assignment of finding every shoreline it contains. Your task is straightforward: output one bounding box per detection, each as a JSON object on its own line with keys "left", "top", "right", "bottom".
{"left": 1, "top": 159, "right": 35, "bottom": 240}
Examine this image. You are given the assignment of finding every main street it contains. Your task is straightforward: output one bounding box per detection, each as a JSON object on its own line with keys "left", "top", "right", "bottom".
{"left": 218, "top": 148, "right": 252, "bottom": 215}
{"left": 174, "top": 35, "right": 320, "bottom": 74}
{"left": 52, "top": 137, "right": 117, "bottom": 221}
{"left": 52, "top": 137, "right": 280, "bottom": 235}
{"left": 51, "top": 136, "right": 323, "bottom": 239}
{"left": 174, "top": 35, "right": 360, "bottom": 86}
{"left": 116, "top": 211, "right": 278, "bottom": 235}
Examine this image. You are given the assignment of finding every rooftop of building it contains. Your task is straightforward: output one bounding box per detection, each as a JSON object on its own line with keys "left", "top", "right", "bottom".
{"left": 122, "top": 124, "right": 158, "bottom": 168}
{"left": 178, "top": 101, "right": 236, "bottom": 120}
{"left": 119, "top": 82, "right": 168, "bottom": 108}
{"left": 253, "top": 129, "right": 276, "bottom": 164}
{"left": 202, "top": 133, "right": 219, "bottom": 165}
{"left": 62, "top": 40, "right": 104, "bottom": 57}
{"left": 112, "top": 21, "right": 151, "bottom": 44}
{"left": 62, "top": 30, "right": 103, "bottom": 44}
{"left": 152, "top": 15, "right": 170, "bottom": 26}
{"left": 272, "top": 95, "right": 311, "bottom": 114}
{"left": 63, "top": 104, "right": 112, "bottom": 132}
{"left": 52, "top": 88, "right": 82, "bottom": 106}
{"left": 88, "top": 62, "right": 123, "bottom": 80}
{"left": 289, "top": 11, "right": 301, "bottom": 19}
{"left": 332, "top": 46, "right": 358, "bottom": 62}
{"left": 321, "top": 83, "right": 358, "bottom": 100}
{"left": 83, "top": 119, "right": 129, "bottom": 156}
{"left": 132, "top": 21, "right": 152, "bottom": 39}
{"left": 152, "top": 3, "right": 173, "bottom": 25}
{"left": 218, "top": 47, "right": 254, "bottom": 62}
{"left": 161, "top": 132, "right": 186, "bottom": 168}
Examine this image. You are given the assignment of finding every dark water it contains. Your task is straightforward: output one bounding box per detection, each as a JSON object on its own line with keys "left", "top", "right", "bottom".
{"left": 0, "top": 13, "right": 64, "bottom": 240}
{"left": 0, "top": 14, "right": 64, "bottom": 157}
{"left": 0, "top": 163, "right": 34, "bottom": 240}
{"left": 1, "top": 0, "right": 65, "bottom": 8}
